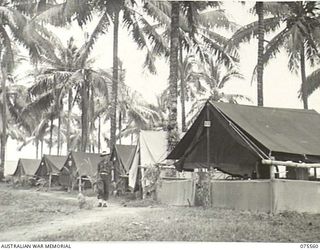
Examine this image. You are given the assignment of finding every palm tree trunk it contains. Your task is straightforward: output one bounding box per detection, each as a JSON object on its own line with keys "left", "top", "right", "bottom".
{"left": 57, "top": 112, "right": 61, "bottom": 155}
{"left": 0, "top": 67, "right": 7, "bottom": 179}
{"left": 256, "top": 2, "right": 264, "bottom": 107}
{"left": 300, "top": 44, "right": 308, "bottom": 110}
{"left": 41, "top": 139, "right": 43, "bottom": 156}
{"left": 67, "top": 88, "right": 72, "bottom": 153}
{"left": 110, "top": 9, "right": 120, "bottom": 152}
{"left": 81, "top": 74, "right": 89, "bottom": 152}
{"left": 49, "top": 115, "right": 54, "bottom": 155}
{"left": 168, "top": 1, "right": 180, "bottom": 152}
{"left": 98, "top": 115, "right": 101, "bottom": 153}
{"left": 35, "top": 139, "right": 39, "bottom": 159}
{"left": 179, "top": 40, "right": 186, "bottom": 132}
{"left": 90, "top": 85, "right": 95, "bottom": 152}
{"left": 118, "top": 111, "right": 122, "bottom": 144}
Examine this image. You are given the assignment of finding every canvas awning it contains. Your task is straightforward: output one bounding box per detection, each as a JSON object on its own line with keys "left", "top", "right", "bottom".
{"left": 167, "top": 101, "right": 320, "bottom": 176}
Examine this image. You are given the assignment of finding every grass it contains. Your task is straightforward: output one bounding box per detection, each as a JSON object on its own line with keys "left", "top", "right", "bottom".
{"left": 2, "top": 183, "right": 320, "bottom": 242}
{"left": 36, "top": 206, "right": 320, "bottom": 242}
{"left": 0, "top": 184, "right": 78, "bottom": 231}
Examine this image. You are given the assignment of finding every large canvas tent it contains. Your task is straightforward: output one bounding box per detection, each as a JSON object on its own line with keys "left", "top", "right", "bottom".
{"left": 12, "top": 159, "right": 41, "bottom": 180}
{"left": 167, "top": 101, "right": 320, "bottom": 179}
{"left": 59, "top": 151, "right": 101, "bottom": 188}
{"left": 35, "top": 155, "right": 67, "bottom": 184}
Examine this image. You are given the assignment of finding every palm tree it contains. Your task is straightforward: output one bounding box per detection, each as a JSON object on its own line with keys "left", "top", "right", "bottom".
{"left": 167, "top": 1, "right": 180, "bottom": 152}
{"left": 229, "top": 2, "right": 286, "bottom": 106}
{"left": 142, "top": 1, "right": 239, "bottom": 148}
{"left": 259, "top": 1, "right": 320, "bottom": 109}
{"left": 36, "top": 0, "right": 178, "bottom": 152}
{"left": 256, "top": 2, "right": 264, "bottom": 107}
{"left": 118, "top": 85, "right": 161, "bottom": 140}
{"left": 28, "top": 36, "right": 112, "bottom": 153}
{"left": 0, "top": 0, "right": 58, "bottom": 177}
{"left": 188, "top": 57, "right": 249, "bottom": 125}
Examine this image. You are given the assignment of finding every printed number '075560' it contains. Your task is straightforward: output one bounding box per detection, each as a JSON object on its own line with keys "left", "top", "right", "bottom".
{"left": 300, "top": 244, "right": 319, "bottom": 248}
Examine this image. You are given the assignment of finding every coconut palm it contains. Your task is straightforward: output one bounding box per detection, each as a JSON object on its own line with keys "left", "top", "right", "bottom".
{"left": 256, "top": 2, "right": 264, "bottom": 107}
{"left": 188, "top": 57, "right": 249, "bottom": 125}
{"left": 229, "top": 2, "right": 288, "bottom": 106}
{"left": 0, "top": 1, "right": 60, "bottom": 176}
{"left": 27, "top": 35, "right": 112, "bottom": 154}
{"left": 167, "top": 1, "right": 180, "bottom": 152}
{"left": 35, "top": 0, "right": 182, "bottom": 153}
{"left": 142, "top": 1, "right": 239, "bottom": 149}
{"left": 118, "top": 85, "right": 161, "bottom": 140}
{"left": 259, "top": 1, "right": 320, "bottom": 109}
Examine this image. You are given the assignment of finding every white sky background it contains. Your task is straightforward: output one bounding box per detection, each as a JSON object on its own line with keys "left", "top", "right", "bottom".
{"left": 5, "top": 1, "right": 320, "bottom": 172}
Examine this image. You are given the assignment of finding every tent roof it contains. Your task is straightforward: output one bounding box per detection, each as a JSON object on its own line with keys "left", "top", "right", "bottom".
{"left": 140, "top": 130, "right": 168, "bottom": 166}
{"left": 213, "top": 102, "right": 320, "bottom": 156}
{"left": 14, "top": 159, "right": 41, "bottom": 176}
{"left": 168, "top": 102, "right": 320, "bottom": 161}
{"left": 37, "top": 155, "right": 67, "bottom": 175}
{"left": 112, "top": 144, "right": 137, "bottom": 173}
{"left": 69, "top": 151, "right": 101, "bottom": 177}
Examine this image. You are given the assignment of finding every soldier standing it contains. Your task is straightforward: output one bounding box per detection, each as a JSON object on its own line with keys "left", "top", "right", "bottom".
{"left": 97, "top": 151, "right": 114, "bottom": 207}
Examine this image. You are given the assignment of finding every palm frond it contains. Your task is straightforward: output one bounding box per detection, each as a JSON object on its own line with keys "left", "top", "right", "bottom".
{"left": 300, "top": 68, "right": 320, "bottom": 98}
{"left": 34, "top": 0, "right": 93, "bottom": 27}
{"left": 76, "top": 12, "right": 110, "bottom": 67}
{"left": 199, "top": 9, "right": 239, "bottom": 31}
{"left": 229, "top": 16, "right": 282, "bottom": 47}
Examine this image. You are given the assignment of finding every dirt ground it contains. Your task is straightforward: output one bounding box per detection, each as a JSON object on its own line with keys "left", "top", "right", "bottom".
{"left": 1, "top": 183, "right": 320, "bottom": 242}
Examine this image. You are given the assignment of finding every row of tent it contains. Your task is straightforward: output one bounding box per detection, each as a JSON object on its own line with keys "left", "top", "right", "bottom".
{"left": 11, "top": 101, "right": 320, "bottom": 186}
{"left": 11, "top": 130, "right": 169, "bottom": 189}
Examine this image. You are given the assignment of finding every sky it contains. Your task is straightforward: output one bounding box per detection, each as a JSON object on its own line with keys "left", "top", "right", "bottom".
{"left": 5, "top": 1, "right": 320, "bottom": 173}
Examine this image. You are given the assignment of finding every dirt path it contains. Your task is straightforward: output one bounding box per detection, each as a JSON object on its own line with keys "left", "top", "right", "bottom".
{"left": 0, "top": 190, "right": 154, "bottom": 241}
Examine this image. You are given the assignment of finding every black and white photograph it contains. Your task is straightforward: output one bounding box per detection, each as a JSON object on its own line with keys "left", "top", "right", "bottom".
{"left": 0, "top": 0, "right": 320, "bottom": 246}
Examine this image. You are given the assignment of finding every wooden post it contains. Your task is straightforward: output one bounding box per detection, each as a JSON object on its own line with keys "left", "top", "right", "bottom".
{"left": 48, "top": 173, "right": 52, "bottom": 191}
{"left": 79, "top": 176, "right": 82, "bottom": 193}
{"left": 270, "top": 157, "right": 275, "bottom": 214}
{"left": 255, "top": 162, "right": 260, "bottom": 179}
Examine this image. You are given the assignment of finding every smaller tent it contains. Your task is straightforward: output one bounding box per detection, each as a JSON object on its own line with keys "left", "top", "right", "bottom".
{"left": 35, "top": 155, "right": 67, "bottom": 185}
{"left": 59, "top": 151, "right": 101, "bottom": 189}
{"left": 12, "top": 159, "right": 41, "bottom": 183}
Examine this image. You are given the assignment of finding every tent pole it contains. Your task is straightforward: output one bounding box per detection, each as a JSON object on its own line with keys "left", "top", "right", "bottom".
{"left": 48, "top": 173, "right": 52, "bottom": 191}
{"left": 79, "top": 177, "right": 82, "bottom": 193}
{"left": 206, "top": 103, "right": 211, "bottom": 171}
{"left": 269, "top": 156, "right": 275, "bottom": 214}
{"left": 255, "top": 162, "right": 260, "bottom": 179}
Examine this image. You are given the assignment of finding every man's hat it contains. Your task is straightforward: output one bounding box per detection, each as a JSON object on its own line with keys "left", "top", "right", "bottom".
{"left": 100, "top": 151, "right": 108, "bottom": 157}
